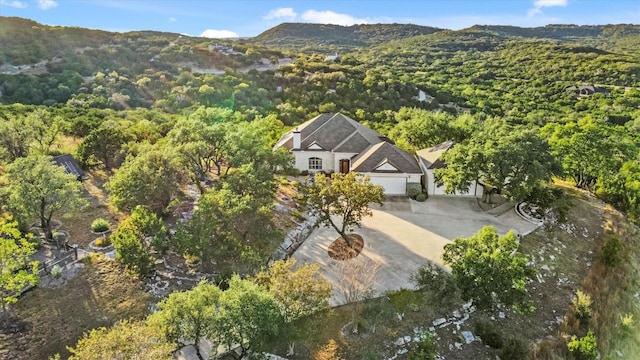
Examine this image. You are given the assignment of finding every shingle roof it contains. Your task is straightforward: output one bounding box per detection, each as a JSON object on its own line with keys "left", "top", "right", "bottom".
{"left": 416, "top": 140, "right": 455, "bottom": 169}
{"left": 52, "top": 154, "right": 85, "bottom": 180}
{"left": 351, "top": 142, "right": 422, "bottom": 174}
{"left": 274, "top": 113, "right": 383, "bottom": 153}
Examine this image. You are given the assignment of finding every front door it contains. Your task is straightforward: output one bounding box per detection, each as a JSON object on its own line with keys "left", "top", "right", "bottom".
{"left": 339, "top": 159, "right": 350, "bottom": 174}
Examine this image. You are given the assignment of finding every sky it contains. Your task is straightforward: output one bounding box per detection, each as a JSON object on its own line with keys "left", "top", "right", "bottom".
{"left": 0, "top": 0, "right": 638, "bottom": 38}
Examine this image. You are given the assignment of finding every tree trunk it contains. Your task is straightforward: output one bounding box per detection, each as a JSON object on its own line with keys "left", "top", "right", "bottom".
{"left": 287, "top": 342, "right": 295, "bottom": 356}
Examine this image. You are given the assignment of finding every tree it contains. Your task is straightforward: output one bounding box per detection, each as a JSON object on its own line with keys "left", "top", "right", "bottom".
{"left": 333, "top": 257, "right": 380, "bottom": 334}
{"left": 254, "top": 259, "right": 332, "bottom": 355}
{"left": 112, "top": 205, "right": 168, "bottom": 276}
{"left": 67, "top": 320, "right": 174, "bottom": 360}
{"left": 150, "top": 281, "right": 222, "bottom": 360}
{"left": 106, "top": 145, "right": 185, "bottom": 213}
{"left": 76, "top": 121, "right": 127, "bottom": 170}
{"left": 436, "top": 117, "right": 561, "bottom": 202}
{"left": 24, "top": 108, "right": 63, "bottom": 156}
{"left": 0, "top": 114, "right": 35, "bottom": 162}
{"left": 304, "top": 172, "right": 385, "bottom": 245}
{"left": 215, "top": 275, "right": 282, "bottom": 359}
{"left": 442, "top": 226, "right": 535, "bottom": 311}
{"left": 0, "top": 215, "right": 39, "bottom": 319}
{"left": 4, "top": 155, "right": 85, "bottom": 239}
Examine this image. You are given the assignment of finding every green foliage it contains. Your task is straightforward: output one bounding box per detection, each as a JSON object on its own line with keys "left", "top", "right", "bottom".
{"left": 304, "top": 172, "right": 385, "bottom": 243}
{"left": 437, "top": 117, "right": 561, "bottom": 201}
{"left": 3, "top": 155, "right": 86, "bottom": 238}
{"left": 111, "top": 224, "right": 154, "bottom": 277}
{"left": 474, "top": 319, "right": 504, "bottom": 348}
{"left": 67, "top": 320, "right": 174, "bottom": 360}
{"left": 406, "top": 182, "right": 422, "bottom": 199}
{"left": 415, "top": 193, "right": 427, "bottom": 202}
{"left": 442, "top": 226, "right": 535, "bottom": 310}
{"left": 600, "top": 235, "right": 622, "bottom": 268}
{"left": 411, "top": 262, "right": 460, "bottom": 308}
{"left": 498, "top": 337, "right": 529, "bottom": 360}
{"left": 388, "top": 288, "right": 423, "bottom": 314}
{"left": 106, "top": 144, "right": 185, "bottom": 213}
{"left": 407, "top": 331, "right": 437, "bottom": 360}
{"left": 90, "top": 218, "right": 110, "bottom": 233}
{"left": 0, "top": 215, "right": 40, "bottom": 315}
{"left": 567, "top": 331, "right": 599, "bottom": 360}
{"left": 76, "top": 121, "right": 127, "bottom": 169}
{"left": 573, "top": 290, "right": 593, "bottom": 320}
{"left": 93, "top": 236, "right": 111, "bottom": 247}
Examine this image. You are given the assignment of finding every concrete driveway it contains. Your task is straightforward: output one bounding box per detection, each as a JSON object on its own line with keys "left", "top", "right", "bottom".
{"left": 291, "top": 196, "right": 539, "bottom": 306}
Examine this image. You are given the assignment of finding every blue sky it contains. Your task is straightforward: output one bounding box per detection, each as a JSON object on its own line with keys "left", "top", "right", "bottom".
{"left": 1, "top": 0, "right": 638, "bottom": 38}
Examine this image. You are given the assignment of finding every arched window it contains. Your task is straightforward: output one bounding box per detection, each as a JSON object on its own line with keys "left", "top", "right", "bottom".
{"left": 308, "top": 157, "right": 322, "bottom": 170}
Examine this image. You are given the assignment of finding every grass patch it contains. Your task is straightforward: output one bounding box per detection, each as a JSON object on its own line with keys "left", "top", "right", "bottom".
{"left": 0, "top": 254, "right": 151, "bottom": 359}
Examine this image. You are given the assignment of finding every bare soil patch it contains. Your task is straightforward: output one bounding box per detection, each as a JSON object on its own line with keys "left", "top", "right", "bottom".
{"left": 0, "top": 255, "right": 151, "bottom": 359}
{"left": 328, "top": 234, "right": 364, "bottom": 260}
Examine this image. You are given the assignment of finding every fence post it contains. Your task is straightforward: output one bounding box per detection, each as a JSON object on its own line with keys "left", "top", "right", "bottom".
{"left": 72, "top": 244, "right": 78, "bottom": 260}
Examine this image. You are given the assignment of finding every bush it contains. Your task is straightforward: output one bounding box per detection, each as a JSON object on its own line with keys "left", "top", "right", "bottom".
{"left": 94, "top": 236, "right": 112, "bottom": 247}
{"left": 474, "top": 319, "right": 503, "bottom": 349}
{"left": 600, "top": 235, "right": 622, "bottom": 268}
{"left": 415, "top": 193, "right": 427, "bottom": 202}
{"left": 573, "top": 291, "right": 592, "bottom": 320}
{"left": 407, "top": 331, "right": 436, "bottom": 360}
{"left": 51, "top": 264, "right": 63, "bottom": 278}
{"left": 499, "top": 337, "right": 529, "bottom": 360}
{"left": 567, "top": 331, "right": 598, "bottom": 360}
{"left": 388, "top": 288, "right": 422, "bottom": 314}
{"left": 52, "top": 231, "right": 67, "bottom": 244}
{"left": 411, "top": 262, "right": 459, "bottom": 306}
{"left": 91, "top": 218, "right": 110, "bottom": 233}
{"left": 406, "top": 183, "right": 422, "bottom": 199}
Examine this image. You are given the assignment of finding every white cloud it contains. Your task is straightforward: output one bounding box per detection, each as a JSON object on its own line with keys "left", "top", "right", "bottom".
{"left": 35, "top": 0, "right": 57, "bottom": 10}
{"left": 263, "top": 7, "right": 297, "bottom": 21}
{"left": 199, "top": 29, "right": 239, "bottom": 38}
{"left": 300, "top": 10, "right": 368, "bottom": 26}
{"left": 0, "top": 0, "right": 27, "bottom": 8}
{"left": 528, "top": 0, "right": 568, "bottom": 17}
{"left": 169, "top": 17, "right": 177, "bottom": 22}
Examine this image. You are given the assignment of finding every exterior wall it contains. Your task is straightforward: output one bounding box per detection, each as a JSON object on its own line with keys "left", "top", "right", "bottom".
{"left": 293, "top": 151, "right": 335, "bottom": 172}
{"left": 333, "top": 153, "right": 358, "bottom": 172}
{"left": 425, "top": 169, "right": 483, "bottom": 197}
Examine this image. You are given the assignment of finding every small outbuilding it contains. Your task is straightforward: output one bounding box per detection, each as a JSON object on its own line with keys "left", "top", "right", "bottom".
{"left": 52, "top": 154, "right": 85, "bottom": 181}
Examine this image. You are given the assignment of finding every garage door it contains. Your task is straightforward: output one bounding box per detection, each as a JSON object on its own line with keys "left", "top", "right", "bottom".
{"left": 369, "top": 176, "right": 406, "bottom": 195}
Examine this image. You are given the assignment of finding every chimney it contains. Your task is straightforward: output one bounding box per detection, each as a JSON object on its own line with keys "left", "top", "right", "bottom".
{"left": 292, "top": 128, "right": 301, "bottom": 150}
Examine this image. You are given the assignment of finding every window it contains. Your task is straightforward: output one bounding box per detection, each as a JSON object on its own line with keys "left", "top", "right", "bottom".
{"left": 309, "top": 157, "right": 322, "bottom": 170}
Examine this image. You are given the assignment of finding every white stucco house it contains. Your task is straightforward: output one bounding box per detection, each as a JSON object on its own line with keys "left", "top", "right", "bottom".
{"left": 416, "top": 140, "right": 483, "bottom": 197}
{"left": 274, "top": 113, "right": 422, "bottom": 195}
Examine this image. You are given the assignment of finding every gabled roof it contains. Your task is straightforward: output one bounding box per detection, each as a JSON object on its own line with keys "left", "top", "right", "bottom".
{"left": 351, "top": 142, "right": 422, "bottom": 174}
{"left": 52, "top": 154, "right": 85, "bottom": 180}
{"left": 274, "top": 113, "right": 385, "bottom": 154}
{"left": 416, "top": 140, "right": 455, "bottom": 170}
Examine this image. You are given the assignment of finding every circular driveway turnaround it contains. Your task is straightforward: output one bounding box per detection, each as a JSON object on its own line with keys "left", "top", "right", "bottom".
{"left": 291, "top": 196, "right": 540, "bottom": 306}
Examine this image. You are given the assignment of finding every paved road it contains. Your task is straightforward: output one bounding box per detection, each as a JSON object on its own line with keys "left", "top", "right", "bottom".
{"left": 292, "top": 196, "right": 539, "bottom": 306}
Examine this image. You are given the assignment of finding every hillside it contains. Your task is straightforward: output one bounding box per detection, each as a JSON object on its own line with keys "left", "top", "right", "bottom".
{"left": 251, "top": 22, "right": 443, "bottom": 50}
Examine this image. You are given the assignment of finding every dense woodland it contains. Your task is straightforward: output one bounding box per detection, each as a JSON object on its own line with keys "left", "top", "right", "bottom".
{"left": 0, "top": 16, "right": 639, "bottom": 359}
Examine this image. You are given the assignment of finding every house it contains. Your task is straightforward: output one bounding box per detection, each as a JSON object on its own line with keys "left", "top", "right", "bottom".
{"left": 52, "top": 154, "right": 85, "bottom": 181}
{"left": 274, "top": 113, "right": 422, "bottom": 195}
{"left": 416, "top": 141, "right": 483, "bottom": 197}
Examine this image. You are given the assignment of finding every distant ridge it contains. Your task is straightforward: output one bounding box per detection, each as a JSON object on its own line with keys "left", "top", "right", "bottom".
{"left": 251, "top": 22, "right": 443, "bottom": 48}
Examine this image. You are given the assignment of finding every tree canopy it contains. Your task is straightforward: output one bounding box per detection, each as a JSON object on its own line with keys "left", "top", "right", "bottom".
{"left": 442, "top": 226, "right": 535, "bottom": 311}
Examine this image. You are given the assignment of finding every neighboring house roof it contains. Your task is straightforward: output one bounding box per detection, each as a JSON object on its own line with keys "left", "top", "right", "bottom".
{"left": 52, "top": 154, "right": 85, "bottom": 180}
{"left": 274, "top": 112, "right": 387, "bottom": 154}
{"left": 351, "top": 141, "right": 422, "bottom": 174}
{"left": 416, "top": 140, "right": 455, "bottom": 170}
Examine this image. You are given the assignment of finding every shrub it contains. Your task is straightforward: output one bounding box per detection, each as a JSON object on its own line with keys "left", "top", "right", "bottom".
{"left": 474, "top": 319, "right": 503, "bottom": 348}
{"left": 499, "top": 337, "right": 529, "bottom": 360}
{"left": 573, "top": 290, "right": 592, "bottom": 320}
{"left": 91, "top": 218, "right": 110, "bottom": 233}
{"left": 567, "top": 331, "right": 598, "bottom": 360}
{"left": 51, "top": 264, "right": 63, "bottom": 278}
{"left": 620, "top": 313, "right": 634, "bottom": 335}
{"left": 411, "top": 262, "right": 459, "bottom": 307}
{"left": 388, "top": 288, "right": 422, "bottom": 314}
{"left": 406, "top": 183, "right": 422, "bottom": 199}
{"left": 52, "top": 231, "right": 67, "bottom": 244}
{"left": 94, "top": 236, "right": 112, "bottom": 247}
{"left": 416, "top": 193, "right": 427, "bottom": 202}
{"left": 407, "top": 331, "right": 436, "bottom": 360}
{"left": 600, "top": 235, "right": 622, "bottom": 268}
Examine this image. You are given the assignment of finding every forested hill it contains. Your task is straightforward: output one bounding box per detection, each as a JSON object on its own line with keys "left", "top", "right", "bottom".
{"left": 251, "top": 22, "right": 442, "bottom": 49}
